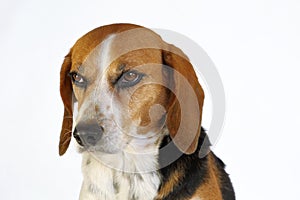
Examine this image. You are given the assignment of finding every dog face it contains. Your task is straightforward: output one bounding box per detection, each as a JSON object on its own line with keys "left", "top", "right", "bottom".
{"left": 72, "top": 48, "right": 170, "bottom": 154}
{"left": 59, "top": 24, "right": 204, "bottom": 159}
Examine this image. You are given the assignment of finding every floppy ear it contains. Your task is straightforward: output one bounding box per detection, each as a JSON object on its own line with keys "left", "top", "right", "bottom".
{"left": 59, "top": 52, "right": 73, "bottom": 156}
{"left": 163, "top": 44, "right": 204, "bottom": 154}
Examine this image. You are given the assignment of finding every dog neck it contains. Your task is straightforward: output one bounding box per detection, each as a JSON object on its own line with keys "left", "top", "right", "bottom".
{"left": 79, "top": 143, "right": 162, "bottom": 200}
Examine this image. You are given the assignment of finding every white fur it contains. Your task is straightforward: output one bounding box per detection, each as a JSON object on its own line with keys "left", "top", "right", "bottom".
{"left": 79, "top": 150, "right": 161, "bottom": 200}
{"left": 97, "top": 34, "right": 116, "bottom": 75}
{"left": 80, "top": 153, "right": 115, "bottom": 200}
{"left": 77, "top": 33, "right": 163, "bottom": 200}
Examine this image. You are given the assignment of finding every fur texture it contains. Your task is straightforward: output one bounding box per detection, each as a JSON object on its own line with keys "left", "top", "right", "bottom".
{"left": 58, "top": 23, "right": 235, "bottom": 200}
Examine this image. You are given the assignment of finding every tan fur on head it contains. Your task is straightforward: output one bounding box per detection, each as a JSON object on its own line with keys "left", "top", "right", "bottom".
{"left": 163, "top": 44, "right": 205, "bottom": 154}
{"left": 58, "top": 23, "right": 204, "bottom": 156}
{"left": 58, "top": 24, "right": 143, "bottom": 156}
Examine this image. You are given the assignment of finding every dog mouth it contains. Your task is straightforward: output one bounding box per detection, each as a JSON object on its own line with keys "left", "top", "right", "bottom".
{"left": 72, "top": 119, "right": 163, "bottom": 155}
{"left": 73, "top": 132, "right": 123, "bottom": 154}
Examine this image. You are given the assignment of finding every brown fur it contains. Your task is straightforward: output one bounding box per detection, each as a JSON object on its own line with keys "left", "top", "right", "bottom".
{"left": 59, "top": 53, "right": 73, "bottom": 155}
{"left": 59, "top": 24, "right": 144, "bottom": 155}
{"left": 58, "top": 23, "right": 234, "bottom": 200}
{"left": 59, "top": 23, "right": 204, "bottom": 156}
{"left": 193, "top": 153, "right": 223, "bottom": 199}
{"left": 155, "top": 169, "right": 184, "bottom": 199}
{"left": 163, "top": 46, "right": 204, "bottom": 154}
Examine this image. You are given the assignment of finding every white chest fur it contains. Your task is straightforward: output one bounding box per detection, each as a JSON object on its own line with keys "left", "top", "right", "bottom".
{"left": 79, "top": 152, "right": 161, "bottom": 200}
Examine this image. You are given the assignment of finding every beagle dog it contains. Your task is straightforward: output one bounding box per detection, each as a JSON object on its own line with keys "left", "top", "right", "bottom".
{"left": 59, "top": 23, "right": 235, "bottom": 200}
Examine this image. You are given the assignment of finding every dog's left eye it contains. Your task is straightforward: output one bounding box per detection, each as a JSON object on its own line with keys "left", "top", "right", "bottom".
{"left": 118, "top": 71, "right": 144, "bottom": 88}
{"left": 69, "top": 72, "right": 87, "bottom": 88}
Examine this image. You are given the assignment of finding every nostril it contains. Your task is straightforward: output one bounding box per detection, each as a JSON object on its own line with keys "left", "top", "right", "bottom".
{"left": 73, "top": 128, "right": 83, "bottom": 146}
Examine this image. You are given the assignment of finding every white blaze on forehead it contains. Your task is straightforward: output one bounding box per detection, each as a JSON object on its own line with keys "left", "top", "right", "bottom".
{"left": 98, "top": 34, "right": 116, "bottom": 74}
{"left": 83, "top": 28, "right": 163, "bottom": 75}
{"left": 83, "top": 33, "right": 116, "bottom": 76}
{"left": 76, "top": 34, "right": 119, "bottom": 128}
{"left": 74, "top": 35, "right": 116, "bottom": 126}
{"left": 108, "top": 28, "right": 162, "bottom": 63}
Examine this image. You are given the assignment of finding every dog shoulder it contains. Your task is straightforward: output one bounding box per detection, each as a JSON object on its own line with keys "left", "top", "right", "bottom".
{"left": 157, "top": 129, "right": 235, "bottom": 200}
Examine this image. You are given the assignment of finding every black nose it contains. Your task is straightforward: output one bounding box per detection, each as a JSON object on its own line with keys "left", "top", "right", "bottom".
{"left": 73, "top": 123, "right": 104, "bottom": 146}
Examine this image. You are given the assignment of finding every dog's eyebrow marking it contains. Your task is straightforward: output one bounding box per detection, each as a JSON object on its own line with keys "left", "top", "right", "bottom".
{"left": 107, "top": 63, "right": 127, "bottom": 86}
{"left": 118, "top": 63, "right": 126, "bottom": 71}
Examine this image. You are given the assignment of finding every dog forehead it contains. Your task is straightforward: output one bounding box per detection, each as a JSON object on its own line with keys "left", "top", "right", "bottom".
{"left": 71, "top": 24, "right": 142, "bottom": 61}
{"left": 70, "top": 24, "right": 162, "bottom": 66}
{"left": 76, "top": 29, "right": 164, "bottom": 78}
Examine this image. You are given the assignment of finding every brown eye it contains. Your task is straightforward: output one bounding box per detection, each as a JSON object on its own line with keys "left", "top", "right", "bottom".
{"left": 123, "top": 72, "right": 139, "bottom": 82}
{"left": 69, "top": 72, "right": 87, "bottom": 88}
{"left": 118, "top": 71, "right": 144, "bottom": 88}
{"left": 73, "top": 74, "right": 84, "bottom": 82}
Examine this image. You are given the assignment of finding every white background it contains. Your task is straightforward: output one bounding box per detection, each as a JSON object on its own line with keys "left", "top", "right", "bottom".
{"left": 1, "top": 0, "right": 299, "bottom": 199}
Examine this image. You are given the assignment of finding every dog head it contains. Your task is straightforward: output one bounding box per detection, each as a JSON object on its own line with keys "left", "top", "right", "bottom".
{"left": 59, "top": 23, "right": 204, "bottom": 158}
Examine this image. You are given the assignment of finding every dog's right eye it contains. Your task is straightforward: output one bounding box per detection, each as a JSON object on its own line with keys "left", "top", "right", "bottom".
{"left": 68, "top": 72, "right": 87, "bottom": 88}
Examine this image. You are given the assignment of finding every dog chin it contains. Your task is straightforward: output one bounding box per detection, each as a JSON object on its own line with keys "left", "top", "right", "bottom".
{"left": 76, "top": 143, "right": 120, "bottom": 155}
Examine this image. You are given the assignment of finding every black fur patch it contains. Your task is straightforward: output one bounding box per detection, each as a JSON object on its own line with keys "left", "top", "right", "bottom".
{"left": 158, "top": 127, "right": 235, "bottom": 200}
{"left": 213, "top": 153, "right": 236, "bottom": 200}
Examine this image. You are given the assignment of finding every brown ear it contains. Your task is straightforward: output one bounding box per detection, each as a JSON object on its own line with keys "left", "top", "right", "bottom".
{"left": 163, "top": 44, "right": 204, "bottom": 154}
{"left": 59, "top": 52, "right": 73, "bottom": 156}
